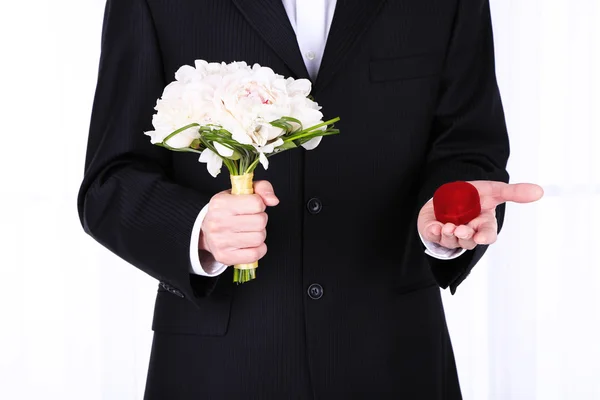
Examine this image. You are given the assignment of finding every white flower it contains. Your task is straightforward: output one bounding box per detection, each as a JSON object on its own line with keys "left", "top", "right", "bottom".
{"left": 249, "top": 123, "right": 284, "bottom": 147}
{"left": 199, "top": 149, "right": 222, "bottom": 178}
{"left": 256, "top": 138, "right": 284, "bottom": 170}
{"left": 213, "top": 63, "right": 316, "bottom": 152}
{"left": 145, "top": 98, "right": 201, "bottom": 149}
{"left": 148, "top": 59, "right": 330, "bottom": 177}
{"left": 144, "top": 77, "right": 214, "bottom": 148}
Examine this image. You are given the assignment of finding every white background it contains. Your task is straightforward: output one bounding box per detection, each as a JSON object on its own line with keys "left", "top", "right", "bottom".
{"left": 0, "top": 0, "right": 598, "bottom": 399}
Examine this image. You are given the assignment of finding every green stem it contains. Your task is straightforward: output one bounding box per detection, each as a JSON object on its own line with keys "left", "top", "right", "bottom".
{"left": 284, "top": 129, "right": 340, "bottom": 143}
{"left": 233, "top": 268, "right": 256, "bottom": 284}
{"left": 161, "top": 123, "right": 200, "bottom": 143}
{"left": 245, "top": 157, "right": 261, "bottom": 174}
{"left": 283, "top": 117, "right": 341, "bottom": 142}
{"left": 156, "top": 143, "right": 204, "bottom": 155}
{"left": 296, "top": 117, "right": 340, "bottom": 135}
{"left": 240, "top": 153, "right": 247, "bottom": 174}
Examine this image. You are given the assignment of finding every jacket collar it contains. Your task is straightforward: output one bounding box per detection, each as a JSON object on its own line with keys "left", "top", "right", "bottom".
{"left": 232, "top": 0, "right": 387, "bottom": 92}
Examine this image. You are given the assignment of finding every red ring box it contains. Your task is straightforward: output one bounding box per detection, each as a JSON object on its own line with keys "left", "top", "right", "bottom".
{"left": 433, "top": 181, "right": 481, "bottom": 226}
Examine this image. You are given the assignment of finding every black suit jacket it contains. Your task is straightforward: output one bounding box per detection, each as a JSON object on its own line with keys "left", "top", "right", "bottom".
{"left": 78, "top": 0, "right": 509, "bottom": 398}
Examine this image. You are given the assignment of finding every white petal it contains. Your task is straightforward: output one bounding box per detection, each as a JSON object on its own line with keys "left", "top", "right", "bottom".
{"left": 231, "top": 130, "right": 254, "bottom": 145}
{"left": 259, "top": 152, "right": 269, "bottom": 170}
{"left": 174, "top": 65, "right": 197, "bottom": 83}
{"left": 261, "top": 138, "right": 284, "bottom": 154}
{"left": 260, "top": 123, "right": 285, "bottom": 140}
{"left": 214, "top": 142, "right": 234, "bottom": 158}
{"left": 287, "top": 78, "right": 312, "bottom": 96}
{"left": 144, "top": 130, "right": 166, "bottom": 145}
{"left": 194, "top": 59, "right": 209, "bottom": 74}
{"left": 301, "top": 136, "right": 322, "bottom": 150}
{"left": 165, "top": 132, "right": 199, "bottom": 149}
{"left": 199, "top": 149, "right": 223, "bottom": 178}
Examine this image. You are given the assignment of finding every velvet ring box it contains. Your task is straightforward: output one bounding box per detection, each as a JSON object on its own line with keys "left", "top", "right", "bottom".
{"left": 433, "top": 181, "right": 481, "bottom": 226}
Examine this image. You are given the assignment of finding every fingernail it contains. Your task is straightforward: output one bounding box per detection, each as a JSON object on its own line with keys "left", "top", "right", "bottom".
{"left": 266, "top": 192, "right": 279, "bottom": 203}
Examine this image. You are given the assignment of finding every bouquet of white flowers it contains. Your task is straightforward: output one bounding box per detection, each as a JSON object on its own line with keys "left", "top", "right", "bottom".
{"left": 145, "top": 60, "right": 340, "bottom": 283}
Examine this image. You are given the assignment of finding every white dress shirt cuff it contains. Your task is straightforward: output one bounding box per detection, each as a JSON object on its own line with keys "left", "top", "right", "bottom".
{"left": 419, "top": 230, "right": 468, "bottom": 260}
{"left": 189, "top": 204, "right": 228, "bottom": 277}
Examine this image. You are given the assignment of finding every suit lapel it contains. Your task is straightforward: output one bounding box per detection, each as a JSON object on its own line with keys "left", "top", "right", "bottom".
{"left": 232, "top": 0, "right": 310, "bottom": 80}
{"left": 315, "top": 0, "right": 388, "bottom": 92}
{"left": 232, "top": 0, "right": 387, "bottom": 90}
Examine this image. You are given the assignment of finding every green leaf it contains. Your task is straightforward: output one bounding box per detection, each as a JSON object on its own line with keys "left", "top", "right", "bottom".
{"left": 280, "top": 116, "right": 303, "bottom": 126}
{"left": 276, "top": 141, "right": 297, "bottom": 151}
{"left": 229, "top": 150, "right": 242, "bottom": 160}
{"left": 190, "top": 139, "right": 202, "bottom": 149}
{"left": 271, "top": 117, "right": 303, "bottom": 133}
{"left": 296, "top": 130, "right": 340, "bottom": 145}
{"left": 270, "top": 121, "right": 293, "bottom": 132}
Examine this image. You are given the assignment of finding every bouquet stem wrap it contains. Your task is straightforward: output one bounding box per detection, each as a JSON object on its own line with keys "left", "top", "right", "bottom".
{"left": 230, "top": 173, "right": 258, "bottom": 283}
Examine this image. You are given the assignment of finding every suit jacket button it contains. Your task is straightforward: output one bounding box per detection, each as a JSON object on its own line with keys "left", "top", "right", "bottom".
{"left": 307, "top": 198, "right": 322, "bottom": 214}
{"left": 307, "top": 283, "right": 323, "bottom": 300}
{"left": 160, "top": 282, "right": 185, "bottom": 298}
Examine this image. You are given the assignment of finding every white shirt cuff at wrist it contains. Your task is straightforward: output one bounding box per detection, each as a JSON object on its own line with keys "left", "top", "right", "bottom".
{"left": 419, "top": 231, "right": 468, "bottom": 260}
{"left": 189, "top": 204, "right": 228, "bottom": 277}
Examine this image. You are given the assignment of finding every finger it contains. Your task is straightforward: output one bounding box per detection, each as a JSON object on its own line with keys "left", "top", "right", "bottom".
{"left": 440, "top": 235, "right": 459, "bottom": 249}
{"left": 224, "top": 243, "right": 268, "bottom": 265}
{"left": 230, "top": 213, "right": 269, "bottom": 232}
{"left": 458, "top": 238, "right": 477, "bottom": 250}
{"left": 421, "top": 221, "right": 443, "bottom": 243}
{"left": 211, "top": 192, "right": 266, "bottom": 215}
{"left": 441, "top": 223, "right": 457, "bottom": 237}
{"left": 454, "top": 225, "right": 475, "bottom": 240}
{"left": 467, "top": 211, "right": 498, "bottom": 245}
{"left": 473, "top": 222, "right": 498, "bottom": 245}
{"left": 470, "top": 181, "right": 544, "bottom": 209}
{"left": 439, "top": 223, "right": 460, "bottom": 249}
{"left": 466, "top": 210, "right": 495, "bottom": 231}
{"left": 253, "top": 180, "right": 280, "bottom": 207}
{"left": 225, "top": 231, "right": 267, "bottom": 249}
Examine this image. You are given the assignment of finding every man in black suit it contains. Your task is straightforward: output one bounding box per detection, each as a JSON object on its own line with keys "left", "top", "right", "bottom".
{"left": 78, "top": 0, "right": 542, "bottom": 398}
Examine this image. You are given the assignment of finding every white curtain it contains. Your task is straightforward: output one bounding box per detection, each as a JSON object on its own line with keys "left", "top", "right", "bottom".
{"left": 0, "top": 1, "right": 597, "bottom": 399}
{"left": 444, "top": 1, "right": 600, "bottom": 399}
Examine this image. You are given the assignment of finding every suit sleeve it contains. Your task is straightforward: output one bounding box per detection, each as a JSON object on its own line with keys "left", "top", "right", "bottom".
{"left": 417, "top": 0, "right": 510, "bottom": 294}
{"left": 77, "top": 0, "right": 220, "bottom": 302}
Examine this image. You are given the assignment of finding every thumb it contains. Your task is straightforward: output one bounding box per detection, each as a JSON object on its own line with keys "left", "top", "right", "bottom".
{"left": 500, "top": 183, "right": 544, "bottom": 204}
{"left": 253, "top": 180, "right": 280, "bottom": 207}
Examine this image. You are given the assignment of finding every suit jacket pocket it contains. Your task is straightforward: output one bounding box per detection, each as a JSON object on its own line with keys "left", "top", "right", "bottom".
{"left": 370, "top": 53, "right": 441, "bottom": 83}
{"left": 151, "top": 288, "right": 232, "bottom": 337}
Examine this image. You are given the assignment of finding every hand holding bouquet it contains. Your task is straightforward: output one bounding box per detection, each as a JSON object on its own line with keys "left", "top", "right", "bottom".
{"left": 145, "top": 60, "right": 340, "bottom": 283}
